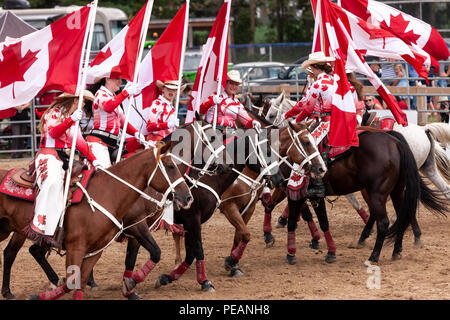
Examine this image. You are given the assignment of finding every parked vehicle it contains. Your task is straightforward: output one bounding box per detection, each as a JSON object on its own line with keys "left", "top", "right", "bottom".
{"left": 230, "top": 61, "right": 287, "bottom": 85}
{"left": 277, "top": 56, "right": 308, "bottom": 85}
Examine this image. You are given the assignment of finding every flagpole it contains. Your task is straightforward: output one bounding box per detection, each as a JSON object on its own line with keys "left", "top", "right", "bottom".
{"left": 317, "top": 0, "right": 326, "bottom": 52}
{"left": 116, "top": 0, "right": 154, "bottom": 164}
{"left": 174, "top": 1, "right": 190, "bottom": 117}
{"left": 59, "top": 0, "right": 98, "bottom": 232}
{"left": 213, "top": 0, "right": 231, "bottom": 131}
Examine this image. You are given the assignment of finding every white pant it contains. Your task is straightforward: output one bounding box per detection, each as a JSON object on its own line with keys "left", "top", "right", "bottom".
{"left": 88, "top": 141, "right": 112, "bottom": 168}
{"left": 32, "top": 153, "right": 65, "bottom": 236}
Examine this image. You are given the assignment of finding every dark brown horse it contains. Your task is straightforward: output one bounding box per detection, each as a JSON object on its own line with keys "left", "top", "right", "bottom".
{"left": 285, "top": 129, "right": 448, "bottom": 264}
{"left": 0, "top": 141, "right": 193, "bottom": 300}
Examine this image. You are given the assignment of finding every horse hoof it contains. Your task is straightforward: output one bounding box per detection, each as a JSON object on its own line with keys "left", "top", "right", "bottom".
{"left": 127, "top": 292, "right": 141, "bottom": 300}
{"left": 3, "top": 291, "right": 15, "bottom": 300}
{"left": 230, "top": 265, "right": 244, "bottom": 277}
{"left": 325, "top": 253, "right": 337, "bottom": 263}
{"left": 276, "top": 216, "right": 287, "bottom": 228}
{"left": 309, "top": 239, "right": 320, "bottom": 250}
{"left": 155, "top": 274, "right": 172, "bottom": 288}
{"left": 29, "top": 294, "right": 40, "bottom": 300}
{"left": 123, "top": 277, "right": 137, "bottom": 292}
{"left": 264, "top": 233, "right": 275, "bottom": 248}
{"left": 414, "top": 239, "right": 423, "bottom": 248}
{"left": 392, "top": 252, "right": 402, "bottom": 261}
{"left": 201, "top": 280, "right": 215, "bottom": 292}
{"left": 286, "top": 254, "right": 296, "bottom": 265}
{"left": 224, "top": 256, "right": 237, "bottom": 271}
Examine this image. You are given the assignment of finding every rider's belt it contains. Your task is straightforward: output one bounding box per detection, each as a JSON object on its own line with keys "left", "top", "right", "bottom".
{"left": 88, "top": 129, "right": 119, "bottom": 147}
{"left": 321, "top": 115, "right": 331, "bottom": 122}
{"left": 321, "top": 112, "right": 331, "bottom": 122}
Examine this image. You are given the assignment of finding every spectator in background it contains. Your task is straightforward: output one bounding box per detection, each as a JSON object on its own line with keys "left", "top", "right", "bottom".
{"left": 381, "top": 57, "right": 397, "bottom": 86}
{"left": 364, "top": 95, "right": 383, "bottom": 110}
{"left": 178, "top": 84, "right": 192, "bottom": 124}
{"left": 393, "top": 63, "right": 409, "bottom": 109}
{"left": 437, "top": 96, "right": 449, "bottom": 123}
{"left": 422, "top": 65, "right": 438, "bottom": 119}
{"left": 407, "top": 63, "right": 419, "bottom": 110}
{"left": 11, "top": 102, "right": 31, "bottom": 158}
{"left": 437, "top": 64, "right": 449, "bottom": 101}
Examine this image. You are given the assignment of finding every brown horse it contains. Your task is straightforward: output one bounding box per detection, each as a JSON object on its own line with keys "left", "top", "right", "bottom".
{"left": 0, "top": 141, "right": 193, "bottom": 300}
{"left": 0, "top": 120, "right": 226, "bottom": 300}
{"left": 218, "top": 122, "right": 326, "bottom": 277}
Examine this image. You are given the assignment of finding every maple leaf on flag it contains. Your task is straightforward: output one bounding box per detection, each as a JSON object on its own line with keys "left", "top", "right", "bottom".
{"left": 0, "top": 42, "right": 40, "bottom": 99}
{"left": 380, "top": 14, "right": 421, "bottom": 46}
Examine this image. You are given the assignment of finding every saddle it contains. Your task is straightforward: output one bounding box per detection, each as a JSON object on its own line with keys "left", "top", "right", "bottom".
{"left": 4, "top": 160, "right": 91, "bottom": 204}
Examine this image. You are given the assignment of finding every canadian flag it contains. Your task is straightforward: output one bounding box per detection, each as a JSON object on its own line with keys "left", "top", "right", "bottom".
{"left": 339, "top": 0, "right": 449, "bottom": 67}
{"left": 126, "top": 2, "right": 188, "bottom": 135}
{"left": 86, "top": 2, "right": 149, "bottom": 85}
{"left": 312, "top": 0, "right": 409, "bottom": 130}
{"left": 185, "top": 0, "right": 231, "bottom": 124}
{"left": 0, "top": 4, "right": 93, "bottom": 110}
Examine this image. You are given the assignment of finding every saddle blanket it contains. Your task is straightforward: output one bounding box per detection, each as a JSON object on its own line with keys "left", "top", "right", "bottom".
{"left": 0, "top": 167, "right": 95, "bottom": 204}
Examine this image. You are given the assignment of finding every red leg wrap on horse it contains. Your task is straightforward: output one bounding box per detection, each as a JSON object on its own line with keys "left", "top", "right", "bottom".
{"left": 324, "top": 231, "right": 336, "bottom": 254}
{"left": 38, "top": 286, "right": 66, "bottom": 300}
{"left": 231, "top": 241, "right": 248, "bottom": 261}
{"left": 72, "top": 289, "right": 84, "bottom": 300}
{"left": 263, "top": 213, "right": 272, "bottom": 233}
{"left": 132, "top": 259, "right": 157, "bottom": 283}
{"left": 307, "top": 221, "right": 321, "bottom": 240}
{"left": 282, "top": 204, "right": 289, "bottom": 218}
{"left": 287, "top": 231, "right": 296, "bottom": 255}
{"left": 123, "top": 270, "right": 133, "bottom": 279}
{"left": 170, "top": 261, "right": 190, "bottom": 281}
{"left": 196, "top": 260, "right": 208, "bottom": 284}
{"left": 357, "top": 208, "right": 369, "bottom": 224}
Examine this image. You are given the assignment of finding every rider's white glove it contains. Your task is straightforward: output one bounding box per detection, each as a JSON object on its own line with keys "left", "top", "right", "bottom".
{"left": 134, "top": 132, "right": 147, "bottom": 145}
{"left": 124, "top": 83, "right": 140, "bottom": 96}
{"left": 70, "top": 109, "right": 83, "bottom": 122}
{"left": 92, "top": 159, "right": 103, "bottom": 170}
{"left": 167, "top": 117, "right": 180, "bottom": 129}
{"left": 213, "top": 95, "right": 222, "bottom": 105}
{"left": 252, "top": 120, "right": 262, "bottom": 130}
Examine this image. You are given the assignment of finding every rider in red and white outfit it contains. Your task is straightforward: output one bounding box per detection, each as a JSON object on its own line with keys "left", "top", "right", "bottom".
{"left": 28, "top": 91, "right": 100, "bottom": 245}
{"left": 86, "top": 77, "right": 146, "bottom": 167}
{"left": 146, "top": 80, "right": 186, "bottom": 141}
{"left": 284, "top": 52, "right": 336, "bottom": 198}
{"left": 199, "top": 70, "right": 261, "bottom": 130}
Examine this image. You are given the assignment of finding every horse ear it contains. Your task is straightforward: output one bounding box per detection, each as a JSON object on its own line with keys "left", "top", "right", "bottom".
{"left": 195, "top": 111, "right": 201, "bottom": 121}
{"left": 159, "top": 140, "right": 173, "bottom": 155}
{"left": 305, "top": 119, "right": 315, "bottom": 129}
{"left": 288, "top": 121, "right": 296, "bottom": 131}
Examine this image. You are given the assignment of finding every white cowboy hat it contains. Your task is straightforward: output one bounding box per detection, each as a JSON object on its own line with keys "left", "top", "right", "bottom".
{"left": 54, "top": 90, "right": 95, "bottom": 102}
{"left": 227, "top": 70, "right": 242, "bottom": 84}
{"left": 437, "top": 96, "right": 449, "bottom": 103}
{"left": 156, "top": 80, "right": 187, "bottom": 92}
{"left": 301, "top": 51, "right": 335, "bottom": 70}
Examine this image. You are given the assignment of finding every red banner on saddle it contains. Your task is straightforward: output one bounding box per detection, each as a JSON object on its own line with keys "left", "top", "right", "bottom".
{"left": 0, "top": 168, "right": 94, "bottom": 204}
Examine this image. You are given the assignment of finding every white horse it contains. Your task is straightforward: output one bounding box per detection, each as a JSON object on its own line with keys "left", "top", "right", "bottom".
{"left": 263, "top": 92, "right": 450, "bottom": 245}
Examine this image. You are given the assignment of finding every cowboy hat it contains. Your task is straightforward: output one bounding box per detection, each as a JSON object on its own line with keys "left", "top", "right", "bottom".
{"left": 156, "top": 80, "right": 187, "bottom": 92}
{"left": 54, "top": 90, "right": 95, "bottom": 102}
{"left": 437, "top": 96, "right": 449, "bottom": 103}
{"left": 227, "top": 70, "right": 242, "bottom": 84}
{"left": 301, "top": 51, "right": 335, "bottom": 70}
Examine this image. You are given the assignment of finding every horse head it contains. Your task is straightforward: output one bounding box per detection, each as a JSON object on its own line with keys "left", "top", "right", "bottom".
{"left": 153, "top": 140, "right": 194, "bottom": 210}
{"left": 277, "top": 120, "right": 327, "bottom": 179}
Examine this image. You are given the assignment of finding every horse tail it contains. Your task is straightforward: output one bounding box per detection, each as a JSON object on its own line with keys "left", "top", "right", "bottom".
{"left": 424, "top": 122, "right": 450, "bottom": 145}
{"left": 433, "top": 141, "right": 450, "bottom": 181}
{"left": 386, "top": 131, "right": 421, "bottom": 239}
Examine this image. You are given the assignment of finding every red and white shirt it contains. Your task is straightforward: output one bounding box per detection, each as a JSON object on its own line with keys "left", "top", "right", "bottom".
{"left": 92, "top": 86, "right": 137, "bottom": 136}
{"left": 39, "top": 107, "right": 95, "bottom": 162}
{"left": 294, "top": 73, "right": 335, "bottom": 123}
{"left": 199, "top": 92, "right": 256, "bottom": 128}
{"left": 146, "top": 95, "right": 177, "bottom": 141}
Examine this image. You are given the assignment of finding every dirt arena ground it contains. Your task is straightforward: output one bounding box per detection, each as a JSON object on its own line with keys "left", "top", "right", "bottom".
{"left": 0, "top": 159, "right": 449, "bottom": 300}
